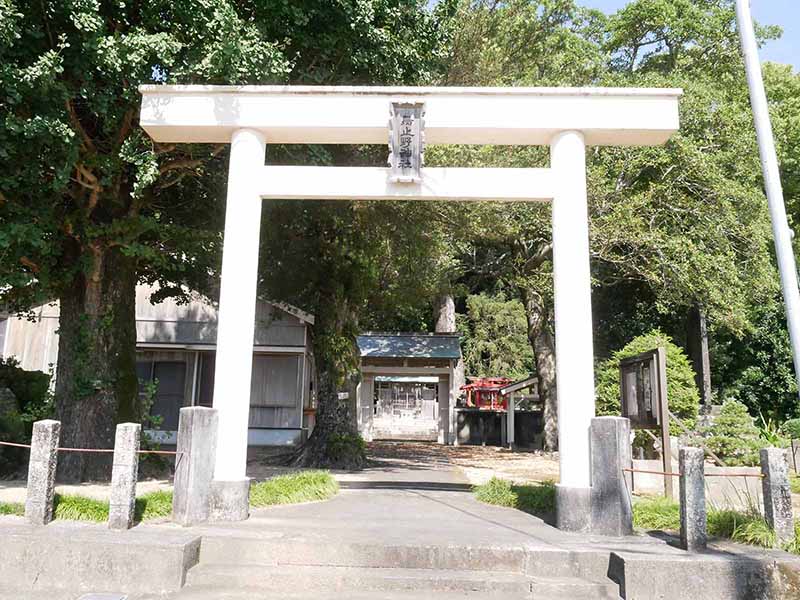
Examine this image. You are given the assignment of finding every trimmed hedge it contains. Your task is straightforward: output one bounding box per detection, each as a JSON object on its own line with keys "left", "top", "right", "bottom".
{"left": 703, "top": 400, "right": 763, "bottom": 466}
{"left": 781, "top": 418, "right": 800, "bottom": 440}
{"left": 596, "top": 330, "right": 700, "bottom": 432}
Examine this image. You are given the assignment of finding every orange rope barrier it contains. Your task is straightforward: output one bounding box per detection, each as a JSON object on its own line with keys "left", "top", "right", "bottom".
{"left": 623, "top": 467, "right": 764, "bottom": 479}
{"left": 623, "top": 467, "right": 680, "bottom": 477}
{"left": 0, "top": 441, "right": 31, "bottom": 449}
{"left": 0, "top": 440, "right": 181, "bottom": 456}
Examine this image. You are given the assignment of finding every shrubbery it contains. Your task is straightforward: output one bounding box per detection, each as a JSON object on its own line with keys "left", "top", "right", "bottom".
{"left": 0, "top": 358, "right": 52, "bottom": 475}
{"left": 472, "top": 477, "right": 556, "bottom": 518}
{"left": 326, "top": 432, "right": 367, "bottom": 467}
{"left": 703, "top": 400, "right": 763, "bottom": 466}
{"left": 781, "top": 418, "right": 800, "bottom": 440}
{"left": 595, "top": 330, "right": 700, "bottom": 433}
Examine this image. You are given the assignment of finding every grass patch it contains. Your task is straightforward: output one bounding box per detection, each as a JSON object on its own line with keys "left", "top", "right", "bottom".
{"left": 790, "top": 475, "right": 800, "bottom": 495}
{"left": 633, "top": 495, "right": 800, "bottom": 554}
{"left": 0, "top": 501, "right": 24, "bottom": 516}
{"left": 0, "top": 491, "right": 174, "bottom": 523}
{"left": 135, "top": 490, "right": 173, "bottom": 521}
{"left": 473, "top": 477, "right": 556, "bottom": 517}
{"left": 632, "top": 495, "right": 680, "bottom": 530}
{"left": 250, "top": 470, "right": 339, "bottom": 508}
{"left": 54, "top": 494, "right": 109, "bottom": 521}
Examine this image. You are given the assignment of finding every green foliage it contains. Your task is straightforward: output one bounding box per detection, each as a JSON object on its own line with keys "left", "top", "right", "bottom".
{"left": 473, "top": 477, "right": 517, "bottom": 507}
{"left": 134, "top": 490, "right": 173, "bottom": 521}
{"left": 53, "top": 494, "right": 109, "bottom": 522}
{"left": 0, "top": 501, "right": 24, "bottom": 516}
{"left": 712, "top": 300, "right": 799, "bottom": 420}
{"left": 472, "top": 477, "right": 556, "bottom": 517}
{"left": 703, "top": 400, "right": 763, "bottom": 466}
{"left": 1, "top": 0, "right": 451, "bottom": 472}
{"left": 326, "top": 433, "right": 367, "bottom": 465}
{"left": 0, "top": 357, "right": 53, "bottom": 475}
{"left": 633, "top": 496, "right": 800, "bottom": 554}
{"left": 460, "top": 293, "right": 534, "bottom": 379}
{"left": 47, "top": 490, "right": 174, "bottom": 522}
{"left": 595, "top": 330, "right": 700, "bottom": 432}
{"left": 250, "top": 471, "right": 339, "bottom": 508}
{"left": 0, "top": 358, "right": 50, "bottom": 416}
{"left": 756, "top": 412, "right": 789, "bottom": 448}
{"left": 782, "top": 419, "right": 800, "bottom": 440}
{"left": 632, "top": 495, "right": 680, "bottom": 530}
{"left": 790, "top": 476, "right": 800, "bottom": 495}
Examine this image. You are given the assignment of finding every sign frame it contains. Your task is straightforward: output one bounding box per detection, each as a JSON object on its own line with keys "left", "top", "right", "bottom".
{"left": 388, "top": 101, "right": 426, "bottom": 183}
{"left": 619, "top": 346, "right": 672, "bottom": 498}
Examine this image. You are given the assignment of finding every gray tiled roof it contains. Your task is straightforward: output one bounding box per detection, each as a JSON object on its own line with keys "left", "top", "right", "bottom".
{"left": 357, "top": 333, "right": 461, "bottom": 359}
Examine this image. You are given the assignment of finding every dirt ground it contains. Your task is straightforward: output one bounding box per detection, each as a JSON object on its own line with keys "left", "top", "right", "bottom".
{"left": 365, "top": 441, "right": 560, "bottom": 486}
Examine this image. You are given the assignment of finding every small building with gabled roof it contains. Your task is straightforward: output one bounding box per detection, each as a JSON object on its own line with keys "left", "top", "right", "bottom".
{"left": 356, "top": 332, "right": 462, "bottom": 444}
{"left": 1, "top": 283, "right": 316, "bottom": 446}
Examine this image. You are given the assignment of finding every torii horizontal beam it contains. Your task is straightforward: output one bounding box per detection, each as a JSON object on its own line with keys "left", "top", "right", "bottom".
{"left": 139, "top": 85, "right": 681, "bottom": 147}
{"left": 258, "top": 166, "right": 554, "bottom": 202}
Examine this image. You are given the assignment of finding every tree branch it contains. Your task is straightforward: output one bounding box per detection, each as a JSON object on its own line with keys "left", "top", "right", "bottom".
{"left": 114, "top": 109, "right": 135, "bottom": 150}
{"left": 65, "top": 99, "right": 96, "bottom": 153}
{"left": 522, "top": 242, "right": 553, "bottom": 271}
{"left": 158, "top": 145, "right": 225, "bottom": 175}
{"left": 20, "top": 256, "right": 41, "bottom": 273}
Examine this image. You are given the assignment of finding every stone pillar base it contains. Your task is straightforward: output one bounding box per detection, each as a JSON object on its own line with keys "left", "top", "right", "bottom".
{"left": 210, "top": 479, "right": 251, "bottom": 522}
{"left": 556, "top": 484, "right": 591, "bottom": 532}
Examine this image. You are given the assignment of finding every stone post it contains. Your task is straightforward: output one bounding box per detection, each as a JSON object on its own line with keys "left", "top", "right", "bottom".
{"left": 679, "top": 447, "right": 706, "bottom": 551}
{"left": 25, "top": 419, "right": 61, "bottom": 526}
{"left": 173, "top": 406, "right": 218, "bottom": 526}
{"left": 108, "top": 423, "right": 141, "bottom": 530}
{"left": 760, "top": 447, "right": 794, "bottom": 547}
{"left": 590, "top": 416, "right": 633, "bottom": 536}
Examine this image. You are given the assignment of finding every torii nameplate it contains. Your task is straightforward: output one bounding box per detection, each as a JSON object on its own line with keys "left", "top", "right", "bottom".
{"left": 388, "top": 102, "right": 425, "bottom": 183}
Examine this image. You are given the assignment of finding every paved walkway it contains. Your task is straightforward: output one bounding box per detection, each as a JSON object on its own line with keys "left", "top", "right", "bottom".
{"left": 3, "top": 442, "right": 800, "bottom": 599}
{"left": 172, "top": 441, "right": 663, "bottom": 553}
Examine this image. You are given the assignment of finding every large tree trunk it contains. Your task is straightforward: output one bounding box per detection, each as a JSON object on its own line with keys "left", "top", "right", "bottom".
{"left": 519, "top": 288, "right": 558, "bottom": 452}
{"left": 55, "top": 244, "right": 138, "bottom": 482}
{"left": 290, "top": 298, "right": 366, "bottom": 470}
{"left": 435, "top": 294, "right": 466, "bottom": 392}
{"left": 686, "top": 302, "right": 712, "bottom": 405}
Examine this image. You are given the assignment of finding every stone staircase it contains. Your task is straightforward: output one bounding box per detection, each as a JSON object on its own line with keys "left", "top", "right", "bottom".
{"left": 172, "top": 536, "right": 622, "bottom": 599}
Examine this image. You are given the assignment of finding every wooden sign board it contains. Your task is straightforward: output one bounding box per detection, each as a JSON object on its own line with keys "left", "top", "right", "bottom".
{"left": 619, "top": 349, "right": 664, "bottom": 430}
{"left": 619, "top": 347, "right": 672, "bottom": 498}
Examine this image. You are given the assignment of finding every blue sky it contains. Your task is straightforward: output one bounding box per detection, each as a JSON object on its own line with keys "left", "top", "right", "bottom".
{"left": 581, "top": 0, "right": 799, "bottom": 70}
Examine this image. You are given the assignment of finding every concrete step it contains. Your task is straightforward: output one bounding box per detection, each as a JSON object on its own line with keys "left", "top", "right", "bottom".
{"left": 199, "top": 535, "right": 529, "bottom": 572}
{"left": 185, "top": 563, "right": 620, "bottom": 598}
{"left": 142, "top": 586, "right": 536, "bottom": 599}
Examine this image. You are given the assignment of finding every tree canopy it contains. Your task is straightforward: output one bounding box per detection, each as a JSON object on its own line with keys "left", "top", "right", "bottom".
{"left": 1, "top": 0, "right": 799, "bottom": 473}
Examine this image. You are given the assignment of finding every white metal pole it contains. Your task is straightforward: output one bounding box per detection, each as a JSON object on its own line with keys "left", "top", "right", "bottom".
{"left": 736, "top": 0, "right": 800, "bottom": 400}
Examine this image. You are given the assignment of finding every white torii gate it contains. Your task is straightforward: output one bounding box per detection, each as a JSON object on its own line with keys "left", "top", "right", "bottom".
{"left": 139, "top": 85, "right": 681, "bottom": 530}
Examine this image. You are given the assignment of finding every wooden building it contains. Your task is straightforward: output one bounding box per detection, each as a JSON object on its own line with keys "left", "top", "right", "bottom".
{"left": 356, "top": 333, "right": 462, "bottom": 444}
{"left": 0, "top": 283, "right": 315, "bottom": 446}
